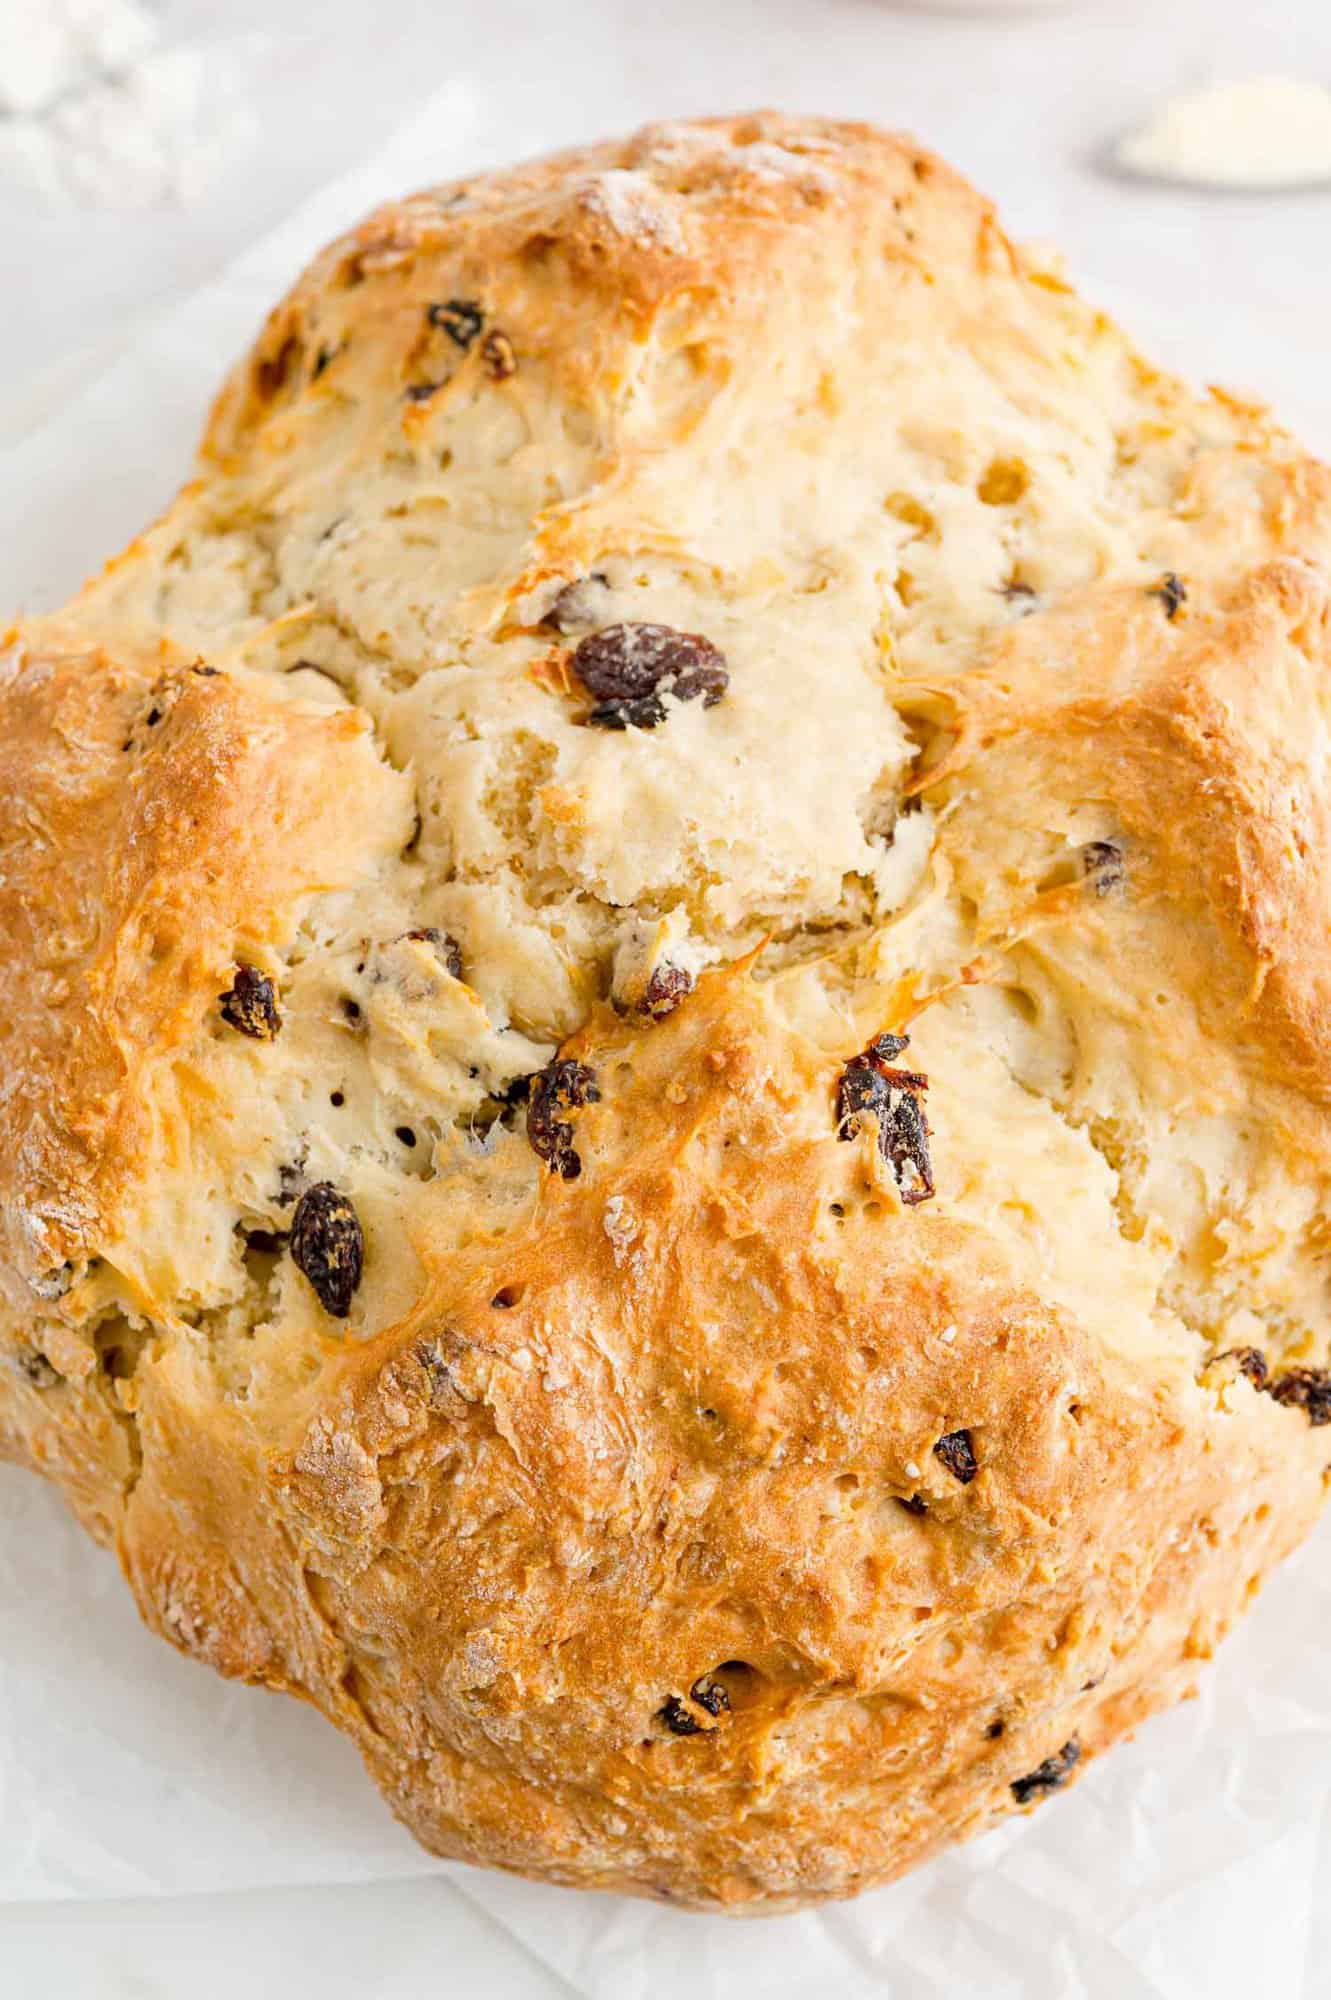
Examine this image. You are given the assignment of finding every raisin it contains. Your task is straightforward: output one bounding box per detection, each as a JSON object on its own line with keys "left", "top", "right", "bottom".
{"left": 934, "top": 1429, "right": 978, "bottom": 1483}
{"left": 658, "top": 1695, "right": 702, "bottom": 1736}
{"left": 404, "top": 927, "right": 463, "bottom": 980}
{"left": 1150, "top": 571, "right": 1187, "bottom": 620}
{"left": 1081, "top": 840, "right": 1126, "bottom": 896}
{"left": 836, "top": 1033, "right": 935, "bottom": 1207}
{"left": 542, "top": 573, "right": 610, "bottom": 634}
{"left": 526, "top": 1058, "right": 601, "bottom": 1180}
{"left": 18, "top": 1351, "right": 59, "bottom": 1388}
{"left": 1011, "top": 1737, "right": 1080, "bottom": 1805}
{"left": 219, "top": 965, "right": 282, "bottom": 1040}
{"left": 895, "top": 1493, "right": 929, "bottom": 1517}
{"left": 638, "top": 963, "right": 694, "bottom": 1021}
{"left": 289, "top": 1182, "right": 364, "bottom": 1317}
{"left": 481, "top": 330, "right": 517, "bottom": 379}
{"left": 1267, "top": 1366, "right": 1331, "bottom": 1426}
{"left": 1215, "top": 1345, "right": 1268, "bottom": 1388}
{"left": 428, "top": 298, "right": 483, "bottom": 347}
{"left": 689, "top": 1675, "right": 731, "bottom": 1717}
{"left": 572, "top": 622, "right": 729, "bottom": 730}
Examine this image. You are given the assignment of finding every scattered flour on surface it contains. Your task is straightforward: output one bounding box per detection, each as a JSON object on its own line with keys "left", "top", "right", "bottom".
{"left": 578, "top": 169, "right": 688, "bottom": 252}
{"left": 0, "top": 1, "right": 261, "bottom": 207}
{"left": 0, "top": 0, "right": 157, "bottom": 116}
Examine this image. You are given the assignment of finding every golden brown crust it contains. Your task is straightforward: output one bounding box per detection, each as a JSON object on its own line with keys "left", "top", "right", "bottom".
{"left": 5, "top": 113, "right": 1331, "bottom": 1910}
{"left": 0, "top": 636, "right": 412, "bottom": 1290}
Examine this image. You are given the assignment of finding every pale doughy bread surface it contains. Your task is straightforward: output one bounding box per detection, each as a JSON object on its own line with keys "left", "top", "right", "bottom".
{"left": 4, "top": 113, "right": 1331, "bottom": 1910}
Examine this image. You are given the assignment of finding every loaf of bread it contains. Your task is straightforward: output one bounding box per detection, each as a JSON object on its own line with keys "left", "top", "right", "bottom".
{"left": 5, "top": 113, "right": 1331, "bottom": 1912}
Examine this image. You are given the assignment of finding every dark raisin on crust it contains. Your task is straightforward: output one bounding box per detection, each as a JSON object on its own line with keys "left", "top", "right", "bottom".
{"left": 526, "top": 1059, "right": 601, "bottom": 1180}
{"left": 638, "top": 963, "right": 694, "bottom": 1021}
{"left": 1215, "top": 1345, "right": 1269, "bottom": 1388}
{"left": 542, "top": 573, "right": 610, "bottom": 634}
{"left": 1081, "top": 840, "right": 1126, "bottom": 896}
{"left": 934, "top": 1429, "right": 978, "bottom": 1483}
{"left": 1267, "top": 1365, "right": 1331, "bottom": 1426}
{"left": 219, "top": 964, "right": 282, "bottom": 1040}
{"left": 427, "top": 298, "right": 484, "bottom": 348}
{"left": 289, "top": 1182, "right": 365, "bottom": 1317}
{"left": 689, "top": 1675, "right": 731, "bottom": 1717}
{"left": 1150, "top": 571, "right": 1187, "bottom": 620}
{"left": 1011, "top": 1737, "right": 1081, "bottom": 1805}
{"left": 481, "top": 330, "right": 517, "bottom": 379}
{"left": 404, "top": 926, "right": 463, "bottom": 980}
{"left": 836, "top": 1031, "right": 935, "bottom": 1206}
{"left": 571, "top": 622, "right": 729, "bottom": 731}
{"left": 658, "top": 1695, "right": 703, "bottom": 1736}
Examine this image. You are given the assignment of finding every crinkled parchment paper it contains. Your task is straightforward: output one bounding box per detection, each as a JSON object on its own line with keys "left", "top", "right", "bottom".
{"left": 3, "top": 78, "right": 1331, "bottom": 2000}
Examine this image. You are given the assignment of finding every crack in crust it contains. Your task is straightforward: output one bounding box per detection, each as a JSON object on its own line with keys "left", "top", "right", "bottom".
{"left": 5, "top": 112, "right": 1331, "bottom": 1912}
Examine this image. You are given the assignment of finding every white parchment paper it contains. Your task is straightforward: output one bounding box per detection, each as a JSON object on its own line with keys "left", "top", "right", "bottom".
{"left": 4, "top": 75, "right": 1331, "bottom": 1999}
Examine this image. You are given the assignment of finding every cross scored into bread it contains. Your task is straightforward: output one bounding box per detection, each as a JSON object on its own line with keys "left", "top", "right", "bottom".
{"left": 4, "top": 114, "right": 1331, "bottom": 1911}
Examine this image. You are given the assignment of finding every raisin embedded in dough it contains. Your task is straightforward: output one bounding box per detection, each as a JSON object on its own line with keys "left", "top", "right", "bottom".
{"left": 934, "top": 1429, "right": 978, "bottom": 1483}
{"left": 427, "top": 298, "right": 484, "bottom": 347}
{"left": 836, "top": 1035, "right": 935, "bottom": 1206}
{"left": 638, "top": 963, "right": 694, "bottom": 1020}
{"left": 219, "top": 964, "right": 282, "bottom": 1039}
{"left": 526, "top": 1059, "right": 601, "bottom": 1179}
{"left": 1267, "top": 1366, "right": 1331, "bottom": 1425}
{"left": 289, "top": 1182, "right": 364, "bottom": 1317}
{"left": 1010, "top": 1738, "right": 1081, "bottom": 1805}
{"left": 572, "top": 622, "right": 729, "bottom": 730}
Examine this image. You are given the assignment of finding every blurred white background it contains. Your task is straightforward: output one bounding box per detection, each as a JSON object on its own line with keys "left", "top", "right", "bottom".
{"left": 2, "top": 0, "right": 1329, "bottom": 1993}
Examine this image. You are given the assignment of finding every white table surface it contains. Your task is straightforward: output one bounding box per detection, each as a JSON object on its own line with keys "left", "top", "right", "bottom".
{"left": 3, "top": 0, "right": 1330, "bottom": 1993}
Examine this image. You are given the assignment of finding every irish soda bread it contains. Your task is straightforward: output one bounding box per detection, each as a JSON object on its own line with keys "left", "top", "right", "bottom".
{"left": 5, "top": 114, "right": 1331, "bottom": 1912}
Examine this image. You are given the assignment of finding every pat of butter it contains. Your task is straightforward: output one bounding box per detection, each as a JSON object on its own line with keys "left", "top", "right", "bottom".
{"left": 1118, "top": 75, "right": 1331, "bottom": 190}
